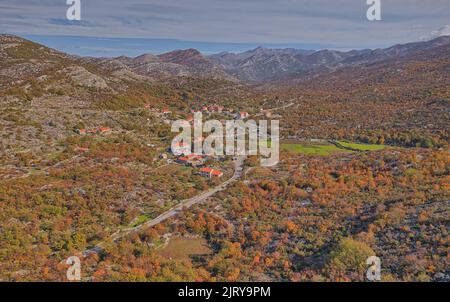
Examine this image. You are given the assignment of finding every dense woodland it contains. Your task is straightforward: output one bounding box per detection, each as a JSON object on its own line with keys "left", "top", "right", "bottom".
{"left": 1, "top": 148, "right": 448, "bottom": 281}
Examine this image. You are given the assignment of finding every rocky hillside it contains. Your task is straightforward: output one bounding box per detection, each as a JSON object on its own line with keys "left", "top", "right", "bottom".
{"left": 0, "top": 34, "right": 244, "bottom": 109}
{"left": 83, "top": 48, "right": 236, "bottom": 81}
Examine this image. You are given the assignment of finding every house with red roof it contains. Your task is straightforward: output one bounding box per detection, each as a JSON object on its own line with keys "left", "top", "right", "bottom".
{"left": 209, "top": 105, "right": 224, "bottom": 113}
{"left": 238, "top": 111, "right": 249, "bottom": 119}
{"left": 199, "top": 167, "right": 223, "bottom": 178}
{"left": 176, "top": 156, "right": 189, "bottom": 165}
{"left": 98, "top": 127, "right": 112, "bottom": 133}
{"left": 186, "top": 154, "right": 204, "bottom": 160}
{"left": 75, "top": 146, "right": 89, "bottom": 153}
{"left": 176, "top": 154, "right": 205, "bottom": 167}
{"left": 78, "top": 147, "right": 89, "bottom": 152}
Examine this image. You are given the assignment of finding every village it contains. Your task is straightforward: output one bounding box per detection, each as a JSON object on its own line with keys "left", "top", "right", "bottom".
{"left": 144, "top": 103, "right": 253, "bottom": 121}
{"left": 156, "top": 104, "right": 252, "bottom": 180}
{"left": 70, "top": 99, "right": 285, "bottom": 182}
{"left": 73, "top": 102, "right": 259, "bottom": 181}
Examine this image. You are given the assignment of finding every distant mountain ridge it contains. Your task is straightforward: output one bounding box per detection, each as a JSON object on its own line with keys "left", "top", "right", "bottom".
{"left": 1, "top": 33, "right": 449, "bottom": 84}
{"left": 208, "top": 36, "right": 450, "bottom": 82}
{"left": 74, "top": 35, "right": 450, "bottom": 83}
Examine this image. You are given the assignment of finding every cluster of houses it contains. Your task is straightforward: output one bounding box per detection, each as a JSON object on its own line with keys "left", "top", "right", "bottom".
{"left": 143, "top": 102, "right": 246, "bottom": 180}
{"left": 169, "top": 143, "right": 224, "bottom": 179}
{"left": 199, "top": 105, "right": 226, "bottom": 113}
{"left": 144, "top": 103, "right": 250, "bottom": 120}
{"left": 77, "top": 127, "right": 112, "bottom": 135}
{"left": 197, "top": 105, "right": 249, "bottom": 119}
{"left": 176, "top": 154, "right": 224, "bottom": 178}
{"left": 144, "top": 104, "right": 173, "bottom": 117}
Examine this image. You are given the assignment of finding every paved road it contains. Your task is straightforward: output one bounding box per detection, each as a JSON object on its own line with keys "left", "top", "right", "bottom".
{"left": 83, "top": 156, "right": 246, "bottom": 256}
{"left": 255, "top": 100, "right": 296, "bottom": 117}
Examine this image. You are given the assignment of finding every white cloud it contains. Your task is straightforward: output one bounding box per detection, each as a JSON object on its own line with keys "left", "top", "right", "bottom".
{"left": 420, "top": 25, "right": 450, "bottom": 41}
{"left": 440, "top": 25, "right": 450, "bottom": 36}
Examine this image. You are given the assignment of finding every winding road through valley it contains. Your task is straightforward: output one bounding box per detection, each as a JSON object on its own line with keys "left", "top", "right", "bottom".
{"left": 83, "top": 155, "right": 246, "bottom": 256}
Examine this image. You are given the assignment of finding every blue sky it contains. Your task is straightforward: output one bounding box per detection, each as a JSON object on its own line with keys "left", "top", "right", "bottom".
{"left": 1, "top": 0, "right": 449, "bottom": 56}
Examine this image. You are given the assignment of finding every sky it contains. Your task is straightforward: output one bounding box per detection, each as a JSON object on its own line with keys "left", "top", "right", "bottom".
{"left": 0, "top": 0, "right": 449, "bottom": 57}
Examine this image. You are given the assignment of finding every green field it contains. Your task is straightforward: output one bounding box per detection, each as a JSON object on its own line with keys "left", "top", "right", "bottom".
{"left": 159, "top": 237, "right": 211, "bottom": 260}
{"left": 281, "top": 142, "right": 352, "bottom": 155}
{"left": 337, "top": 141, "right": 386, "bottom": 151}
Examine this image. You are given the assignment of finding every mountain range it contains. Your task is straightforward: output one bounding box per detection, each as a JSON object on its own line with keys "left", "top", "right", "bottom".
{"left": 1, "top": 33, "right": 449, "bottom": 92}
{"left": 212, "top": 36, "right": 450, "bottom": 82}
{"left": 75, "top": 35, "right": 450, "bottom": 83}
